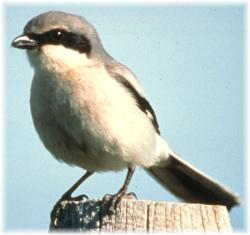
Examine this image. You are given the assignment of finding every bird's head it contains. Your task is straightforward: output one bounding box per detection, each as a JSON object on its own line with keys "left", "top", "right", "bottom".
{"left": 11, "top": 11, "right": 110, "bottom": 71}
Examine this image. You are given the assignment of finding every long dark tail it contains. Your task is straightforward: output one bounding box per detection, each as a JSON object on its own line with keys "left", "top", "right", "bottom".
{"left": 146, "top": 153, "right": 240, "bottom": 210}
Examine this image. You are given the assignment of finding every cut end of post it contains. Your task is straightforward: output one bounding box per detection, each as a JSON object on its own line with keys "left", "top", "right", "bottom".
{"left": 50, "top": 198, "right": 233, "bottom": 232}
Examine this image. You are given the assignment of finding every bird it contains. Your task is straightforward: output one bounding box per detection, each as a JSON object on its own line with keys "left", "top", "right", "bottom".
{"left": 12, "top": 11, "right": 240, "bottom": 210}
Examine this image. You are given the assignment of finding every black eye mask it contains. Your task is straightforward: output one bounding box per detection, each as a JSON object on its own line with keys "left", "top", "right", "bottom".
{"left": 27, "top": 28, "right": 91, "bottom": 54}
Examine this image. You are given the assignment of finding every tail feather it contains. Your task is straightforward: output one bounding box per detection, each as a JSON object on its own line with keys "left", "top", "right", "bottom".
{"left": 146, "top": 153, "right": 241, "bottom": 210}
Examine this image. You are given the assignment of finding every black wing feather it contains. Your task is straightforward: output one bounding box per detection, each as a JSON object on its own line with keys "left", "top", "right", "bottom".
{"left": 114, "top": 75, "right": 160, "bottom": 134}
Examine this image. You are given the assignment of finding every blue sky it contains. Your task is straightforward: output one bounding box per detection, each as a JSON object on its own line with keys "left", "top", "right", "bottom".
{"left": 4, "top": 4, "right": 246, "bottom": 232}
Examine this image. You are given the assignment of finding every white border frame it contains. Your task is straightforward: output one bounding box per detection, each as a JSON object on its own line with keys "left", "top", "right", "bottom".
{"left": 0, "top": 1, "right": 248, "bottom": 234}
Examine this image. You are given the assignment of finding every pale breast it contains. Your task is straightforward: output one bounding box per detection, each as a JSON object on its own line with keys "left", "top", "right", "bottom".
{"left": 30, "top": 65, "right": 158, "bottom": 171}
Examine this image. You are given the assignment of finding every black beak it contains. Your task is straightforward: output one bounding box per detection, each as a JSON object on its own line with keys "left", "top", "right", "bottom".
{"left": 11, "top": 34, "right": 38, "bottom": 49}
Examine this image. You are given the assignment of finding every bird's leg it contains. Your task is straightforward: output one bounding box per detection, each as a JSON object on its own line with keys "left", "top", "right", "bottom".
{"left": 60, "top": 171, "right": 93, "bottom": 200}
{"left": 117, "top": 166, "right": 136, "bottom": 197}
{"left": 51, "top": 171, "right": 93, "bottom": 221}
{"left": 105, "top": 166, "right": 137, "bottom": 212}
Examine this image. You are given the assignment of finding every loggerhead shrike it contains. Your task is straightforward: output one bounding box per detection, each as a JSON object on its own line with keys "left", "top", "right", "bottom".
{"left": 12, "top": 11, "right": 240, "bottom": 209}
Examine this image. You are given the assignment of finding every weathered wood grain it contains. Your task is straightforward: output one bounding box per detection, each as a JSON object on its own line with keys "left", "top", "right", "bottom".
{"left": 50, "top": 198, "right": 232, "bottom": 232}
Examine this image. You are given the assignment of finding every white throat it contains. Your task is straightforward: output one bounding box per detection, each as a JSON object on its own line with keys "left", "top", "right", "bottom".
{"left": 27, "top": 44, "right": 93, "bottom": 72}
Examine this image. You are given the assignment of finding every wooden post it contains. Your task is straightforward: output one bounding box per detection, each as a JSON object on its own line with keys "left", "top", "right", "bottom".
{"left": 50, "top": 198, "right": 233, "bottom": 232}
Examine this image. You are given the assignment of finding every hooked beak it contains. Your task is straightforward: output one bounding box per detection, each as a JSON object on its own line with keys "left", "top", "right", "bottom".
{"left": 11, "top": 34, "right": 38, "bottom": 50}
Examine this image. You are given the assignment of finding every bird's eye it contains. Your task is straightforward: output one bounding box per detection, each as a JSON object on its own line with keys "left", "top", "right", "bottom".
{"left": 45, "top": 29, "right": 65, "bottom": 43}
{"left": 52, "top": 30, "right": 63, "bottom": 40}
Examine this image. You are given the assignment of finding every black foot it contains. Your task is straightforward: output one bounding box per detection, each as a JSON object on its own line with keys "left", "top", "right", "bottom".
{"left": 60, "top": 192, "right": 89, "bottom": 202}
{"left": 102, "top": 192, "right": 137, "bottom": 215}
{"left": 124, "top": 192, "right": 137, "bottom": 200}
{"left": 103, "top": 192, "right": 137, "bottom": 202}
{"left": 102, "top": 193, "right": 114, "bottom": 201}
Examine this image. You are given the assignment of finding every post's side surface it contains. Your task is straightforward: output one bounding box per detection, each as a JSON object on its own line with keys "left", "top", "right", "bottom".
{"left": 50, "top": 199, "right": 233, "bottom": 232}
